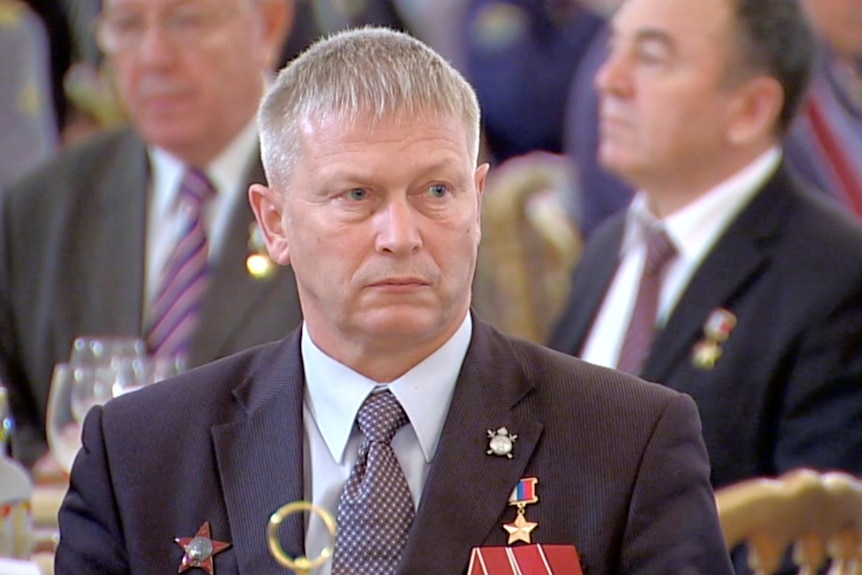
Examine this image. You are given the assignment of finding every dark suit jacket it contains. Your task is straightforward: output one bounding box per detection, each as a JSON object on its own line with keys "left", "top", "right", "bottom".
{"left": 0, "top": 127, "right": 302, "bottom": 465}
{"left": 549, "top": 164, "right": 862, "bottom": 490}
{"left": 56, "top": 319, "right": 733, "bottom": 574}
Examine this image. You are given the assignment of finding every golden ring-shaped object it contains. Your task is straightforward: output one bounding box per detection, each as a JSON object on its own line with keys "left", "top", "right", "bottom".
{"left": 267, "top": 501, "right": 337, "bottom": 574}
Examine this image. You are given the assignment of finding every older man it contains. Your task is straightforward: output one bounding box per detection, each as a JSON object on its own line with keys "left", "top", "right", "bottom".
{"left": 0, "top": 0, "right": 301, "bottom": 467}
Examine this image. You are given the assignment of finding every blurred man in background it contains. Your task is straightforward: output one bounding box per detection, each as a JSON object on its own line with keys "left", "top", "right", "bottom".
{"left": 550, "top": 0, "right": 862, "bottom": 511}
{"left": 785, "top": 0, "right": 862, "bottom": 217}
{"left": 0, "top": 0, "right": 302, "bottom": 468}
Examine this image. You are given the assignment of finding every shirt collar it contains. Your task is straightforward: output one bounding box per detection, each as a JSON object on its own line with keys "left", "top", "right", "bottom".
{"left": 302, "top": 314, "right": 472, "bottom": 465}
{"left": 147, "top": 118, "right": 259, "bottom": 214}
{"left": 623, "top": 146, "right": 781, "bottom": 260}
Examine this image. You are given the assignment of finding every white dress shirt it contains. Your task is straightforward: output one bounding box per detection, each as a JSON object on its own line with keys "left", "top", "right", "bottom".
{"left": 143, "top": 119, "right": 260, "bottom": 315}
{"left": 302, "top": 314, "right": 472, "bottom": 573}
{"left": 580, "top": 147, "right": 782, "bottom": 369}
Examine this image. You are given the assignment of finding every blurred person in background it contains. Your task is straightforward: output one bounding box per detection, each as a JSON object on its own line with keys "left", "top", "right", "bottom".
{"left": 0, "top": 0, "right": 302, "bottom": 469}
{"left": 549, "top": 3, "right": 862, "bottom": 562}
{"left": 565, "top": 0, "right": 862, "bottom": 238}
{"left": 0, "top": 0, "right": 57, "bottom": 185}
{"left": 784, "top": 0, "right": 862, "bottom": 217}
{"left": 19, "top": 0, "right": 72, "bottom": 138}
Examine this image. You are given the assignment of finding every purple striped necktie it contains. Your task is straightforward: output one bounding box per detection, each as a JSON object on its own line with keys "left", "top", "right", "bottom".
{"left": 616, "top": 225, "right": 677, "bottom": 375}
{"left": 146, "top": 168, "right": 216, "bottom": 361}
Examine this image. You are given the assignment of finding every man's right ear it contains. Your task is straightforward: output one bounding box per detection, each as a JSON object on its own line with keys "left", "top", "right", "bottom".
{"left": 248, "top": 183, "right": 291, "bottom": 265}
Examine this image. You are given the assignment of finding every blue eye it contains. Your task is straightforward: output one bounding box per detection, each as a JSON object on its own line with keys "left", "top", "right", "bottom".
{"left": 428, "top": 184, "right": 449, "bottom": 198}
{"left": 347, "top": 189, "right": 368, "bottom": 201}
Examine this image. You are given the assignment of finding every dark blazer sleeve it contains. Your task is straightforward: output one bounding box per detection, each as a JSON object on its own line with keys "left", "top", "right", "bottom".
{"left": 773, "top": 274, "right": 862, "bottom": 475}
{"left": 619, "top": 392, "right": 732, "bottom": 573}
{"left": 55, "top": 406, "right": 129, "bottom": 575}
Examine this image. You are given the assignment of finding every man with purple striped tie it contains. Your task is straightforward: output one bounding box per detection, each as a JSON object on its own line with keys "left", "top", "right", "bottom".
{"left": 0, "top": 0, "right": 302, "bottom": 468}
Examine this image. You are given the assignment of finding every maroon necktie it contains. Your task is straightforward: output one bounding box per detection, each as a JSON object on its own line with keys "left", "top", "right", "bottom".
{"left": 616, "top": 226, "right": 677, "bottom": 375}
{"left": 146, "top": 168, "right": 215, "bottom": 360}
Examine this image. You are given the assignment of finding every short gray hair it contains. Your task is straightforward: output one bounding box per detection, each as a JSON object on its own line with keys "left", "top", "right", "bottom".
{"left": 258, "top": 27, "right": 482, "bottom": 187}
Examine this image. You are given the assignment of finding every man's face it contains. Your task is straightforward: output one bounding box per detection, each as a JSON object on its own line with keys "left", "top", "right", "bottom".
{"left": 802, "top": 0, "right": 862, "bottom": 61}
{"left": 253, "top": 113, "right": 488, "bottom": 363}
{"left": 102, "top": 0, "right": 282, "bottom": 164}
{"left": 595, "top": 0, "right": 746, "bottom": 195}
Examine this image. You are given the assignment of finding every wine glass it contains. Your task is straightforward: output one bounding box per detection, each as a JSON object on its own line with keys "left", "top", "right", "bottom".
{"left": 70, "top": 336, "right": 145, "bottom": 367}
{"left": 48, "top": 336, "right": 181, "bottom": 473}
{"left": 111, "top": 356, "right": 184, "bottom": 398}
{"left": 46, "top": 364, "right": 87, "bottom": 474}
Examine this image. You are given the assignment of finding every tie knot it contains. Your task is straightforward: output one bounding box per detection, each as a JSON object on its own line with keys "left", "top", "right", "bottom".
{"left": 180, "top": 168, "right": 216, "bottom": 209}
{"left": 644, "top": 225, "right": 676, "bottom": 276}
{"left": 356, "top": 390, "right": 409, "bottom": 445}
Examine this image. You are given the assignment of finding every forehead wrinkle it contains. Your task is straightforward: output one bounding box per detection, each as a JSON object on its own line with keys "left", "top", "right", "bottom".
{"left": 316, "top": 151, "right": 468, "bottom": 187}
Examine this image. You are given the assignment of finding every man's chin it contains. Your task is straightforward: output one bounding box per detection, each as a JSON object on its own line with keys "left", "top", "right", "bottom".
{"left": 598, "top": 150, "right": 641, "bottom": 182}
{"left": 356, "top": 307, "right": 450, "bottom": 340}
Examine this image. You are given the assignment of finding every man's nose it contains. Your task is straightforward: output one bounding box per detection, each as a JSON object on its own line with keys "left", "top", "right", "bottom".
{"left": 374, "top": 197, "right": 422, "bottom": 255}
{"left": 595, "top": 48, "right": 633, "bottom": 98}
{"left": 136, "top": 21, "right": 178, "bottom": 65}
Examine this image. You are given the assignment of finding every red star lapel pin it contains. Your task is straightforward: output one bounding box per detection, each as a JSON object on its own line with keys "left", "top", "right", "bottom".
{"left": 175, "top": 521, "right": 231, "bottom": 574}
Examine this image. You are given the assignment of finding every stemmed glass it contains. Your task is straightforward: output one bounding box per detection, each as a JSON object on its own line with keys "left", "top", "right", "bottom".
{"left": 46, "top": 363, "right": 91, "bottom": 474}
{"left": 69, "top": 336, "right": 146, "bottom": 367}
{"left": 46, "top": 336, "right": 179, "bottom": 474}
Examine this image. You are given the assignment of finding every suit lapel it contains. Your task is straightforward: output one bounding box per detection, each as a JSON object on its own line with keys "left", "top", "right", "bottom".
{"left": 190, "top": 154, "right": 278, "bottom": 364}
{"left": 642, "top": 169, "right": 792, "bottom": 383}
{"left": 69, "top": 130, "right": 148, "bottom": 336}
{"left": 549, "top": 216, "right": 624, "bottom": 353}
{"left": 399, "top": 320, "right": 544, "bottom": 574}
{"left": 211, "top": 333, "right": 305, "bottom": 574}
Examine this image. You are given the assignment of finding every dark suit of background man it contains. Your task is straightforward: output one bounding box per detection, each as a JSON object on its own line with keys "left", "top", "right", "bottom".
{"left": 0, "top": 0, "right": 302, "bottom": 468}
{"left": 550, "top": 0, "right": 862, "bottom": 505}
{"left": 56, "top": 27, "right": 732, "bottom": 575}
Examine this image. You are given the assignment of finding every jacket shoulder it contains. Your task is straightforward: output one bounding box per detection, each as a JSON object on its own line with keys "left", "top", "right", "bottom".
{"left": 3, "top": 128, "right": 142, "bottom": 203}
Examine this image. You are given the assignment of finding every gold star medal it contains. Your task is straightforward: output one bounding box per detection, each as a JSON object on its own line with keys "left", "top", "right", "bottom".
{"left": 175, "top": 522, "right": 231, "bottom": 574}
{"left": 692, "top": 340, "right": 722, "bottom": 369}
{"left": 504, "top": 477, "right": 539, "bottom": 544}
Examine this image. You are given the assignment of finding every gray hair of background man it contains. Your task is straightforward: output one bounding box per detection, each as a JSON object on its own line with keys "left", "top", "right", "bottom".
{"left": 258, "top": 26, "right": 482, "bottom": 188}
{"left": 729, "top": 0, "right": 816, "bottom": 134}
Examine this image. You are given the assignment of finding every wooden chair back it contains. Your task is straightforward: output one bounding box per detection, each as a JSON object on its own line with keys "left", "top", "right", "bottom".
{"left": 715, "top": 469, "right": 862, "bottom": 574}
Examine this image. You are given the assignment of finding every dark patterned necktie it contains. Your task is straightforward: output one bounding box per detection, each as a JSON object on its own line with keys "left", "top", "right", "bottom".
{"left": 331, "top": 390, "right": 414, "bottom": 575}
{"left": 616, "top": 225, "right": 677, "bottom": 375}
{"left": 146, "top": 168, "right": 215, "bottom": 361}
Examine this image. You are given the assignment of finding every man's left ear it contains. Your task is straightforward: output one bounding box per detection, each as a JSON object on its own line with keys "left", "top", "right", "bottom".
{"left": 475, "top": 163, "right": 490, "bottom": 202}
{"left": 254, "top": 0, "right": 295, "bottom": 70}
{"left": 474, "top": 163, "right": 490, "bottom": 227}
{"left": 249, "top": 183, "right": 291, "bottom": 265}
{"left": 726, "top": 76, "right": 784, "bottom": 145}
